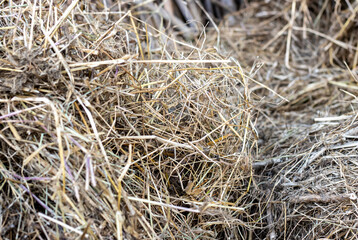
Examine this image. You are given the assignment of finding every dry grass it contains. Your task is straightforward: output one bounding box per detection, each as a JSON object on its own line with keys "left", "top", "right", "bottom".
{"left": 0, "top": 1, "right": 259, "bottom": 239}
{"left": 213, "top": 0, "right": 358, "bottom": 239}
{"left": 1, "top": 0, "right": 358, "bottom": 239}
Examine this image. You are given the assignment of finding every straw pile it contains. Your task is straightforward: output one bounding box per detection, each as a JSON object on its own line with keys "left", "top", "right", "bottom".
{"left": 1, "top": 0, "right": 358, "bottom": 239}
{"left": 212, "top": 0, "right": 358, "bottom": 239}
{"left": 0, "top": 1, "right": 257, "bottom": 239}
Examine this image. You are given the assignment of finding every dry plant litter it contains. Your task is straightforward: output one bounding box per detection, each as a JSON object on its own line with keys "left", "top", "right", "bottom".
{"left": 1, "top": 0, "right": 358, "bottom": 239}
{"left": 0, "top": 1, "right": 259, "bottom": 239}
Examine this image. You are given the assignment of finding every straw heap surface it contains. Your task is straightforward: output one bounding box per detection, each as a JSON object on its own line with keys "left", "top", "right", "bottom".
{"left": 1, "top": 0, "right": 358, "bottom": 239}
{"left": 212, "top": 0, "right": 358, "bottom": 239}
{"left": 0, "top": 1, "right": 257, "bottom": 239}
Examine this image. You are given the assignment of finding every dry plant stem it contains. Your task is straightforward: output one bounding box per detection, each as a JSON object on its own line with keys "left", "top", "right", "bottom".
{"left": 38, "top": 213, "right": 84, "bottom": 235}
{"left": 285, "top": 0, "right": 296, "bottom": 69}
{"left": 117, "top": 135, "right": 195, "bottom": 150}
{"left": 252, "top": 157, "right": 285, "bottom": 169}
{"left": 0, "top": 104, "right": 46, "bottom": 120}
{"left": 290, "top": 193, "right": 357, "bottom": 203}
{"left": 116, "top": 211, "right": 124, "bottom": 240}
{"left": 129, "top": 11, "right": 144, "bottom": 60}
{"left": 28, "top": 0, "right": 37, "bottom": 51}
{"left": 267, "top": 202, "right": 277, "bottom": 240}
{"left": 68, "top": 59, "right": 232, "bottom": 69}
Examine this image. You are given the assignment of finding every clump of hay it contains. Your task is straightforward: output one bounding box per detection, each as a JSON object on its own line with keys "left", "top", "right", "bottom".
{"left": 0, "top": 1, "right": 259, "bottom": 239}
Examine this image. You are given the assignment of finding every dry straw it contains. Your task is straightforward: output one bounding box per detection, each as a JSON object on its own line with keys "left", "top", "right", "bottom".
{"left": 2, "top": 0, "right": 358, "bottom": 239}
{"left": 0, "top": 1, "right": 259, "bottom": 239}
{"left": 214, "top": 0, "right": 358, "bottom": 239}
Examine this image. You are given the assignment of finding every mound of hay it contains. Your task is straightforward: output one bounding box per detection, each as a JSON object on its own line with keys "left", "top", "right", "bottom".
{"left": 2, "top": 0, "right": 358, "bottom": 239}
{"left": 212, "top": 0, "right": 358, "bottom": 239}
{"left": 0, "top": 1, "right": 258, "bottom": 239}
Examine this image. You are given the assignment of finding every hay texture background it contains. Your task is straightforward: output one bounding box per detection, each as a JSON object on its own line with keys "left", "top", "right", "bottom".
{"left": 1, "top": 0, "right": 358, "bottom": 239}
